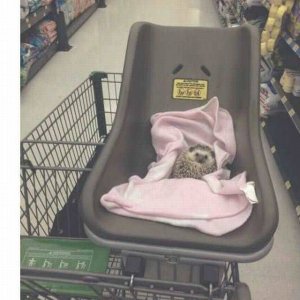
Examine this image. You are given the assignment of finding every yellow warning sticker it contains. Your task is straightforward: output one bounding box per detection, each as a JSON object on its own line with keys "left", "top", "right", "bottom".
{"left": 172, "top": 79, "right": 208, "bottom": 100}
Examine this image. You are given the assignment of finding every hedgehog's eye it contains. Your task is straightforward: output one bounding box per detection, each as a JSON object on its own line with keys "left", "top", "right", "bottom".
{"left": 195, "top": 152, "right": 199, "bottom": 157}
{"left": 204, "top": 155, "right": 208, "bottom": 159}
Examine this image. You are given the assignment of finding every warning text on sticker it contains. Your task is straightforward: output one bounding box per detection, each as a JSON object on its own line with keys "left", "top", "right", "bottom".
{"left": 173, "top": 79, "right": 208, "bottom": 100}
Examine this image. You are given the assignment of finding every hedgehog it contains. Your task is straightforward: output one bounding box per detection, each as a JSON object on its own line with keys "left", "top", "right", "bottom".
{"left": 171, "top": 144, "right": 217, "bottom": 179}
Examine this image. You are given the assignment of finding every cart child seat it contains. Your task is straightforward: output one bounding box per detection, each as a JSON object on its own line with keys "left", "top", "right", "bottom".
{"left": 80, "top": 22, "right": 278, "bottom": 261}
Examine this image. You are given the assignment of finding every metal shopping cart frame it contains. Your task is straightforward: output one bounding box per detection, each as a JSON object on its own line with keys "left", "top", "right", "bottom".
{"left": 20, "top": 72, "right": 251, "bottom": 300}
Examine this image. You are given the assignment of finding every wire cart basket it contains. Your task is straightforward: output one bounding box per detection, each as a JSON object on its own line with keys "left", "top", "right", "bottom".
{"left": 20, "top": 72, "right": 249, "bottom": 300}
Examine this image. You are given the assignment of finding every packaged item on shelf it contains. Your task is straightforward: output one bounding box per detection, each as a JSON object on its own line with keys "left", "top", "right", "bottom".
{"left": 267, "top": 38, "right": 276, "bottom": 51}
{"left": 37, "top": 20, "right": 57, "bottom": 42}
{"left": 262, "top": 30, "right": 270, "bottom": 42}
{"left": 247, "top": 0, "right": 264, "bottom": 6}
{"left": 26, "top": 32, "right": 51, "bottom": 50}
{"left": 288, "top": 0, "right": 300, "bottom": 41}
{"left": 280, "top": 69, "right": 300, "bottom": 93}
{"left": 260, "top": 55, "right": 274, "bottom": 82}
{"left": 261, "top": 41, "right": 268, "bottom": 55}
{"left": 20, "top": 43, "right": 40, "bottom": 87}
{"left": 21, "top": 43, "right": 40, "bottom": 67}
{"left": 277, "top": 4, "right": 287, "bottom": 19}
{"left": 55, "top": 0, "right": 95, "bottom": 25}
{"left": 269, "top": 4, "right": 278, "bottom": 17}
{"left": 38, "top": 20, "right": 57, "bottom": 33}
{"left": 271, "top": 27, "right": 280, "bottom": 38}
{"left": 24, "top": 19, "right": 57, "bottom": 50}
{"left": 41, "top": 0, "right": 53, "bottom": 4}
{"left": 20, "top": 19, "right": 58, "bottom": 87}
{"left": 285, "top": 0, "right": 295, "bottom": 13}
{"left": 61, "top": 4, "right": 71, "bottom": 25}
{"left": 260, "top": 2, "right": 291, "bottom": 55}
{"left": 293, "top": 74, "right": 300, "bottom": 96}
{"left": 20, "top": 67, "right": 28, "bottom": 87}
{"left": 280, "top": 69, "right": 294, "bottom": 92}
{"left": 260, "top": 81, "right": 283, "bottom": 117}
{"left": 266, "top": 17, "right": 276, "bottom": 30}
{"left": 28, "top": 0, "right": 53, "bottom": 13}
{"left": 21, "top": 0, "right": 30, "bottom": 19}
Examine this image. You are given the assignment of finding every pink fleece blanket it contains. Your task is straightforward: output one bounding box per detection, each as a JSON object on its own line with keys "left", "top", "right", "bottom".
{"left": 100, "top": 97, "right": 258, "bottom": 236}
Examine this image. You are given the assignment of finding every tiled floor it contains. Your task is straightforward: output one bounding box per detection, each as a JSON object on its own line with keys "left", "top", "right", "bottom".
{"left": 21, "top": 1, "right": 300, "bottom": 299}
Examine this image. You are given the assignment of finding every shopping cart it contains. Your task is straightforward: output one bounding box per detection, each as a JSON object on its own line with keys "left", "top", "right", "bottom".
{"left": 21, "top": 72, "right": 250, "bottom": 300}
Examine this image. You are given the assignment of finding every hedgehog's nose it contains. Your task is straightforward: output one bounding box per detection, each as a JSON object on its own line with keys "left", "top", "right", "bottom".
{"left": 195, "top": 154, "right": 206, "bottom": 163}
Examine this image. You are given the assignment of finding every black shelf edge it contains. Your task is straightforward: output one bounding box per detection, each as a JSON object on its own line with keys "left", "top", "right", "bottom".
{"left": 66, "top": 3, "right": 97, "bottom": 39}
{"left": 25, "top": 41, "right": 58, "bottom": 85}
{"left": 270, "top": 78, "right": 300, "bottom": 134}
{"left": 281, "top": 31, "right": 300, "bottom": 59}
{"left": 261, "top": 118, "right": 300, "bottom": 222}
{"left": 21, "top": 4, "right": 54, "bottom": 34}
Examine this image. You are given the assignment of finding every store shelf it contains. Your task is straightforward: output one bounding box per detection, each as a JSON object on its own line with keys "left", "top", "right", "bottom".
{"left": 213, "top": 0, "right": 227, "bottom": 27}
{"left": 237, "top": 0, "right": 247, "bottom": 10}
{"left": 281, "top": 31, "right": 300, "bottom": 59}
{"left": 229, "top": 2, "right": 245, "bottom": 25}
{"left": 271, "top": 78, "right": 300, "bottom": 133}
{"left": 26, "top": 41, "right": 59, "bottom": 84}
{"left": 21, "top": 5, "right": 54, "bottom": 34}
{"left": 66, "top": 3, "right": 97, "bottom": 39}
{"left": 261, "top": 112, "right": 300, "bottom": 221}
{"left": 213, "top": 0, "right": 245, "bottom": 28}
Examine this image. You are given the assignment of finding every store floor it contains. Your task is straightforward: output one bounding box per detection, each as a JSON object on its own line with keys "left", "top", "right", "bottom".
{"left": 21, "top": 0, "right": 300, "bottom": 299}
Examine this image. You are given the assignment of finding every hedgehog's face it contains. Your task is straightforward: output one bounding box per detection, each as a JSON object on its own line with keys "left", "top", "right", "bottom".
{"left": 186, "top": 145, "right": 216, "bottom": 167}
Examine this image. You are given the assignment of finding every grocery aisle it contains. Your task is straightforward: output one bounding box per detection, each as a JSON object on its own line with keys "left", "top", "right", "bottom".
{"left": 20, "top": 1, "right": 300, "bottom": 299}
{"left": 240, "top": 131, "right": 300, "bottom": 299}
{"left": 20, "top": 0, "right": 220, "bottom": 138}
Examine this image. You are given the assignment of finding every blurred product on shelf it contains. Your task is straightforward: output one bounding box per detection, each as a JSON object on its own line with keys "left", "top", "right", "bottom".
{"left": 260, "top": 2, "right": 289, "bottom": 55}
{"left": 288, "top": 0, "right": 300, "bottom": 40}
{"left": 21, "top": 0, "right": 30, "bottom": 19}
{"left": 247, "top": 0, "right": 264, "bottom": 6}
{"left": 24, "top": 20, "right": 57, "bottom": 51}
{"left": 20, "top": 19, "right": 57, "bottom": 87}
{"left": 286, "top": 0, "right": 296, "bottom": 12}
{"left": 37, "top": 20, "right": 58, "bottom": 43}
{"left": 21, "top": 0, "right": 53, "bottom": 19}
{"left": 280, "top": 68, "right": 300, "bottom": 95}
{"left": 21, "top": 43, "right": 40, "bottom": 66}
{"left": 20, "top": 43, "right": 40, "bottom": 86}
{"left": 27, "top": 0, "right": 54, "bottom": 14}
{"left": 214, "top": 0, "right": 300, "bottom": 222}
{"left": 261, "top": 55, "right": 274, "bottom": 81}
{"left": 260, "top": 81, "right": 283, "bottom": 116}
{"left": 20, "top": 0, "right": 99, "bottom": 87}
{"left": 293, "top": 73, "right": 300, "bottom": 95}
{"left": 55, "top": 0, "right": 95, "bottom": 25}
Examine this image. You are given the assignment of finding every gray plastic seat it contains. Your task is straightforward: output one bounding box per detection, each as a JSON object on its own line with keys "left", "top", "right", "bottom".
{"left": 80, "top": 23, "right": 278, "bottom": 260}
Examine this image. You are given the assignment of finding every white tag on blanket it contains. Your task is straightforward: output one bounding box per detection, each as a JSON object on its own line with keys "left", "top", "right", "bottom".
{"left": 240, "top": 182, "right": 259, "bottom": 204}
